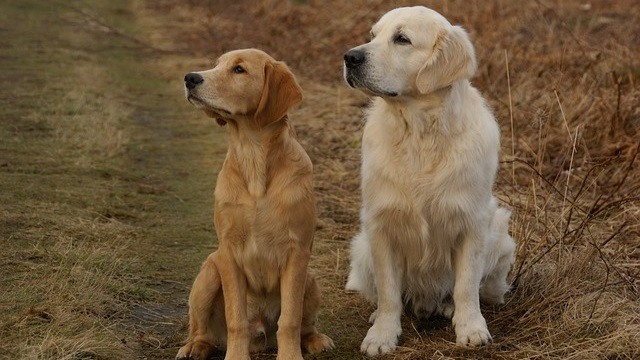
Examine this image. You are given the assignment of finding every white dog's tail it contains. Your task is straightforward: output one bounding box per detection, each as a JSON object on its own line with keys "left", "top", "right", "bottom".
{"left": 492, "top": 207, "right": 511, "bottom": 237}
{"left": 345, "top": 232, "right": 378, "bottom": 304}
{"left": 480, "top": 207, "right": 516, "bottom": 304}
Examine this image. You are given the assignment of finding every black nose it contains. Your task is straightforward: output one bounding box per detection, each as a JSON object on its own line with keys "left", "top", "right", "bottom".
{"left": 184, "top": 72, "right": 204, "bottom": 90}
{"left": 344, "top": 49, "right": 365, "bottom": 69}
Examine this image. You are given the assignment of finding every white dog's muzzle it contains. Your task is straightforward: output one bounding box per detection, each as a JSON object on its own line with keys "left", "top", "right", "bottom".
{"left": 343, "top": 47, "right": 398, "bottom": 97}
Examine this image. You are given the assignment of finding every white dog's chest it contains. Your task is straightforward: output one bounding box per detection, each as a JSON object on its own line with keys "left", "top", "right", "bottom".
{"left": 361, "top": 109, "right": 495, "bottom": 222}
{"left": 363, "top": 126, "right": 456, "bottom": 205}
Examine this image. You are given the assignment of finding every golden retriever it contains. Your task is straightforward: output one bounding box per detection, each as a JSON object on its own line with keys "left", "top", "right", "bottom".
{"left": 343, "top": 6, "right": 516, "bottom": 355}
{"left": 177, "top": 49, "right": 334, "bottom": 360}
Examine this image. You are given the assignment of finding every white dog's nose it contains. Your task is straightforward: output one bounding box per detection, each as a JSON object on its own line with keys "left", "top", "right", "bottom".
{"left": 344, "top": 49, "right": 365, "bottom": 68}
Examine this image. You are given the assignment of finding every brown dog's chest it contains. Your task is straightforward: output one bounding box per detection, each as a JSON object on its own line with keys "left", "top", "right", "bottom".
{"left": 239, "top": 234, "right": 291, "bottom": 294}
{"left": 214, "top": 189, "right": 307, "bottom": 295}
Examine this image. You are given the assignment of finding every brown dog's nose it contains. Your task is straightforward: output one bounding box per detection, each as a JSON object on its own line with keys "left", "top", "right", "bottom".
{"left": 344, "top": 50, "right": 365, "bottom": 69}
{"left": 184, "top": 72, "right": 204, "bottom": 89}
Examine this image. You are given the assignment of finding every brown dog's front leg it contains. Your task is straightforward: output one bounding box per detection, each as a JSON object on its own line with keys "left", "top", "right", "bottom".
{"left": 276, "top": 248, "right": 310, "bottom": 360}
{"left": 215, "top": 249, "right": 251, "bottom": 360}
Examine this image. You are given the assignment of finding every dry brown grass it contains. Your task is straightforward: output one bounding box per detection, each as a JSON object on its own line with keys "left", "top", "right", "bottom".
{"left": 143, "top": 0, "right": 639, "bottom": 359}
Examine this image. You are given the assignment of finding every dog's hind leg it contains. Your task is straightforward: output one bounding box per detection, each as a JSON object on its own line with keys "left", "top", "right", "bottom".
{"left": 177, "top": 251, "right": 224, "bottom": 360}
{"left": 299, "top": 274, "right": 335, "bottom": 354}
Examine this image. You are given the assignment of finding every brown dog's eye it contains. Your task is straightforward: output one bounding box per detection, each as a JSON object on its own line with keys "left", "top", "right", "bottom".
{"left": 232, "top": 65, "right": 245, "bottom": 74}
{"left": 393, "top": 34, "right": 411, "bottom": 45}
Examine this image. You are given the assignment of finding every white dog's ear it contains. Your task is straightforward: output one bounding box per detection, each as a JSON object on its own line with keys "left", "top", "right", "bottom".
{"left": 416, "top": 25, "right": 477, "bottom": 94}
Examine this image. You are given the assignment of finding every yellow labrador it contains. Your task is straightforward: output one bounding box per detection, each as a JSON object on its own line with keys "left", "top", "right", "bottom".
{"left": 343, "top": 6, "right": 516, "bottom": 355}
{"left": 177, "top": 49, "right": 334, "bottom": 360}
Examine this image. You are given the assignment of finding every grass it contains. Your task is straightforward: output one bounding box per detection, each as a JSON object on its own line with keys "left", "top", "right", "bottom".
{"left": 1, "top": 2, "right": 134, "bottom": 357}
{"left": 1, "top": 0, "right": 638, "bottom": 359}
{"left": 0, "top": 0, "right": 221, "bottom": 358}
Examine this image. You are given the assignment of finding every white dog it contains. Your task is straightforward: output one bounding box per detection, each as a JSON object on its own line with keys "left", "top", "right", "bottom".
{"left": 343, "top": 6, "right": 516, "bottom": 356}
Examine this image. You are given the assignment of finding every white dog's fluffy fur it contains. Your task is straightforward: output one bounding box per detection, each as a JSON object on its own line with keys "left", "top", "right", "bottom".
{"left": 343, "top": 6, "right": 516, "bottom": 356}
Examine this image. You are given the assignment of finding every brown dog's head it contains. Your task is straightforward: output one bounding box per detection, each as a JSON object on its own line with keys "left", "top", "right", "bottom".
{"left": 184, "top": 49, "right": 302, "bottom": 127}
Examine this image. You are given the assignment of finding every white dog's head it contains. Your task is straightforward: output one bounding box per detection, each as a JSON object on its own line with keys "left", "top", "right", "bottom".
{"left": 343, "top": 6, "right": 477, "bottom": 98}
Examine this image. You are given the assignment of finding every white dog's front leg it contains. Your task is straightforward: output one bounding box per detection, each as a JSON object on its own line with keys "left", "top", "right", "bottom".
{"left": 452, "top": 227, "right": 492, "bottom": 347}
{"left": 360, "top": 232, "right": 403, "bottom": 356}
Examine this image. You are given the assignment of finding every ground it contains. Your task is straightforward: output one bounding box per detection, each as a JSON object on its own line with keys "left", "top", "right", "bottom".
{"left": 0, "top": 1, "right": 638, "bottom": 360}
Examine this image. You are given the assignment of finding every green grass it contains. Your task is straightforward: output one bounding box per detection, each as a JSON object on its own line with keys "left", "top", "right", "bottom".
{"left": 0, "top": 0, "right": 222, "bottom": 358}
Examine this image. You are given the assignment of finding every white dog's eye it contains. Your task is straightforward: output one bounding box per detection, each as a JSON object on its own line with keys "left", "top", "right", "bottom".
{"left": 232, "top": 65, "right": 245, "bottom": 74}
{"left": 393, "top": 34, "right": 411, "bottom": 45}
{"left": 369, "top": 31, "right": 375, "bottom": 40}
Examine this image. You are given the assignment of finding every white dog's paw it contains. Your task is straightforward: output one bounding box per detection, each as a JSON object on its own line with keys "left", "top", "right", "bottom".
{"left": 453, "top": 314, "right": 492, "bottom": 347}
{"left": 360, "top": 318, "right": 401, "bottom": 356}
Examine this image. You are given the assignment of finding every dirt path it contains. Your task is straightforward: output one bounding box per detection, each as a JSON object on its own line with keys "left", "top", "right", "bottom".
{"left": 67, "top": 4, "right": 229, "bottom": 359}
{"left": 0, "top": 1, "right": 225, "bottom": 358}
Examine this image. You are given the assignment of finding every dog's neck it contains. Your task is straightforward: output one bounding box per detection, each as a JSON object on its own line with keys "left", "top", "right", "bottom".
{"left": 224, "top": 116, "right": 292, "bottom": 197}
{"left": 381, "top": 80, "right": 469, "bottom": 135}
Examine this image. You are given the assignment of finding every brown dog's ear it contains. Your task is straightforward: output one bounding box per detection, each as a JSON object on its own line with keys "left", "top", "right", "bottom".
{"left": 254, "top": 61, "right": 302, "bottom": 127}
{"left": 416, "top": 25, "right": 477, "bottom": 94}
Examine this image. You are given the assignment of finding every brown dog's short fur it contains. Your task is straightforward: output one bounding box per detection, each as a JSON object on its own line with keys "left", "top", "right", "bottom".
{"left": 177, "top": 49, "right": 334, "bottom": 360}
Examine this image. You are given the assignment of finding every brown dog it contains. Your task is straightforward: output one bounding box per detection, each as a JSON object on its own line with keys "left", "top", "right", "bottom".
{"left": 176, "top": 49, "right": 334, "bottom": 360}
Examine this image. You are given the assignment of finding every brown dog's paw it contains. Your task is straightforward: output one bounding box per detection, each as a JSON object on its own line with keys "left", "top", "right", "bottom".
{"left": 302, "top": 332, "right": 335, "bottom": 354}
{"left": 176, "top": 340, "right": 214, "bottom": 360}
